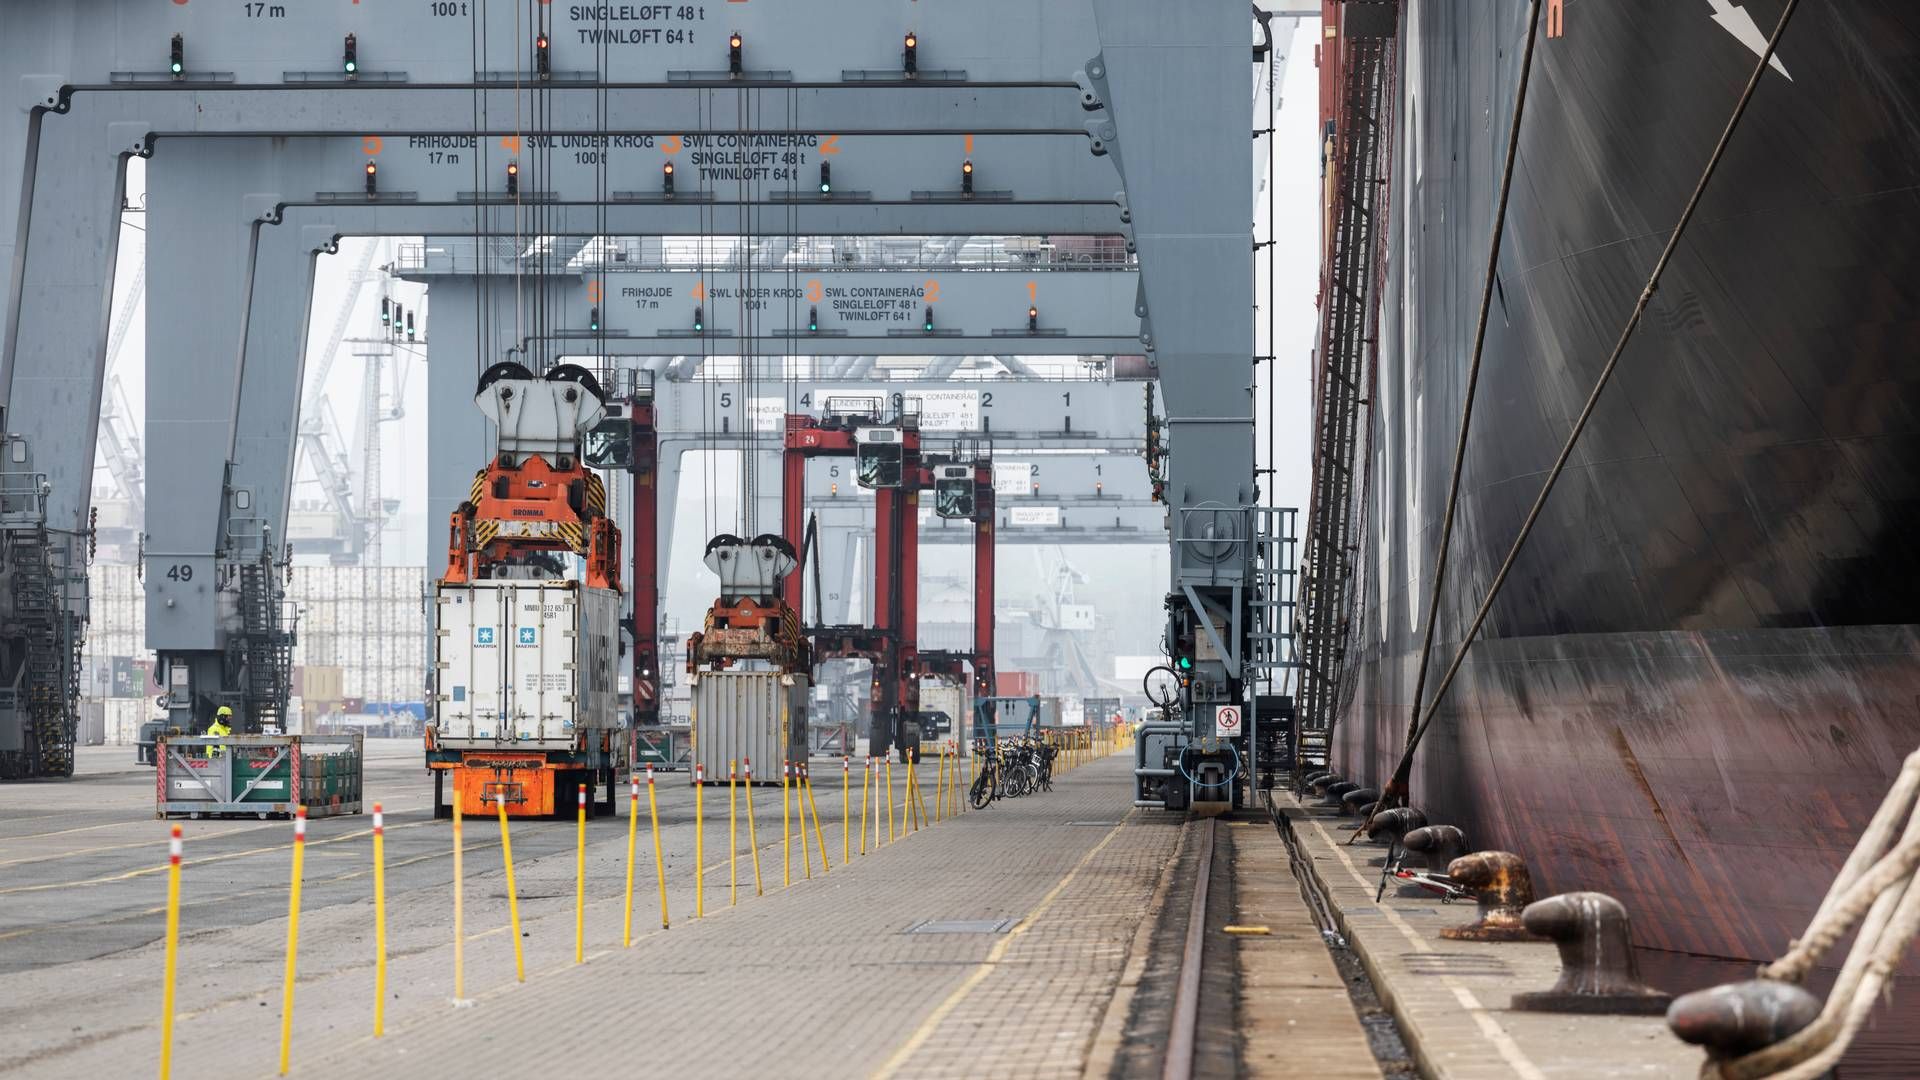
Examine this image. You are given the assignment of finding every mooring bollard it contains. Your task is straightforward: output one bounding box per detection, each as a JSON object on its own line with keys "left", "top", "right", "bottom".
{"left": 1402, "top": 824, "right": 1470, "bottom": 873}
{"left": 158, "top": 824, "right": 183, "bottom": 1080}
{"left": 1323, "top": 780, "right": 1360, "bottom": 807}
{"left": 498, "top": 793, "right": 525, "bottom": 981}
{"left": 1440, "top": 851, "right": 1542, "bottom": 941}
{"left": 1509, "top": 892, "right": 1671, "bottom": 1014}
{"left": 1367, "top": 806, "right": 1428, "bottom": 845}
{"left": 1665, "top": 980, "right": 1822, "bottom": 1066}
{"left": 1308, "top": 773, "right": 1344, "bottom": 796}
{"left": 1340, "top": 787, "right": 1380, "bottom": 816}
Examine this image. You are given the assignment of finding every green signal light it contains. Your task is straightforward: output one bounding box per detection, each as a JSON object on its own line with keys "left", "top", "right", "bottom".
{"left": 1176, "top": 656, "right": 1193, "bottom": 671}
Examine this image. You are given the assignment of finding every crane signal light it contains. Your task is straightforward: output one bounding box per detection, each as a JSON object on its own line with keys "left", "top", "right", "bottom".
{"left": 663, "top": 160, "right": 675, "bottom": 198}
{"left": 170, "top": 34, "right": 185, "bottom": 78}
{"left": 343, "top": 33, "right": 358, "bottom": 77}
{"left": 506, "top": 160, "right": 519, "bottom": 195}
{"left": 536, "top": 34, "right": 551, "bottom": 79}
{"left": 1028, "top": 305, "right": 1039, "bottom": 332}
{"left": 405, "top": 310, "right": 416, "bottom": 341}
{"left": 903, "top": 32, "right": 918, "bottom": 77}
{"left": 808, "top": 306, "right": 819, "bottom": 334}
{"left": 819, "top": 161, "right": 831, "bottom": 195}
{"left": 364, "top": 160, "right": 378, "bottom": 197}
{"left": 589, "top": 307, "right": 601, "bottom": 333}
{"left": 922, "top": 306, "right": 935, "bottom": 334}
{"left": 728, "top": 32, "right": 743, "bottom": 76}
{"left": 693, "top": 305, "right": 704, "bottom": 333}
{"left": 380, "top": 298, "right": 392, "bottom": 326}
{"left": 961, "top": 159, "right": 974, "bottom": 197}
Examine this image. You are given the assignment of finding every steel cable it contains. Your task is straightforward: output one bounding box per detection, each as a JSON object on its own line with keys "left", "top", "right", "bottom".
{"left": 1383, "top": 0, "right": 1801, "bottom": 800}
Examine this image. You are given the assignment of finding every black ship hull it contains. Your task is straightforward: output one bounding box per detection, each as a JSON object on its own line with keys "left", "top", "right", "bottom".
{"left": 1340, "top": 0, "right": 1920, "bottom": 964}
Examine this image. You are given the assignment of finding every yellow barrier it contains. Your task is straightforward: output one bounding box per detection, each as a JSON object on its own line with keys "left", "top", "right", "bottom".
{"left": 744, "top": 758, "right": 764, "bottom": 896}
{"left": 623, "top": 775, "right": 639, "bottom": 947}
{"left": 575, "top": 783, "right": 589, "bottom": 960}
{"left": 886, "top": 756, "right": 896, "bottom": 843}
{"left": 159, "top": 824, "right": 182, "bottom": 1080}
{"left": 804, "top": 764, "right": 830, "bottom": 874}
{"left": 798, "top": 763, "right": 814, "bottom": 880}
{"left": 842, "top": 756, "right": 851, "bottom": 866}
{"left": 859, "top": 756, "right": 871, "bottom": 856}
{"left": 372, "top": 804, "right": 387, "bottom": 1036}
{"left": 694, "top": 765, "right": 706, "bottom": 918}
{"left": 934, "top": 747, "right": 947, "bottom": 822}
{"left": 277, "top": 805, "right": 306, "bottom": 1075}
{"left": 913, "top": 757, "right": 931, "bottom": 830}
{"left": 729, "top": 760, "right": 739, "bottom": 907}
{"left": 497, "top": 793, "right": 525, "bottom": 980}
{"left": 782, "top": 761, "right": 793, "bottom": 888}
{"left": 647, "top": 766, "right": 669, "bottom": 929}
{"left": 453, "top": 799, "right": 465, "bottom": 999}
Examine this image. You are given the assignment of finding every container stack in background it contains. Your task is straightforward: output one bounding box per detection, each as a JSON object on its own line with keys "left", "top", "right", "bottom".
{"left": 80, "top": 563, "right": 430, "bottom": 743}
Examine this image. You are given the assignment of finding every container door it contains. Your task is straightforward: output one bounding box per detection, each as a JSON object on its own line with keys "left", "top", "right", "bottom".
{"left": 443, "top": 585, "right": 510, "bottom": 740}
{"left": 513, "top": 583, "right": 575, "bottom": 743}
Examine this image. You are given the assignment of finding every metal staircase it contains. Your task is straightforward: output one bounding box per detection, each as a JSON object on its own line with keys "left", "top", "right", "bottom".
{"left": 234, "top": 552, "right": 296, "bottom": 733}
{"left": 1246, "top": 506, "right": 1300, "bottom": 791}
{"left": 1296, "top": 13, "right": 1397, "bottom": 780}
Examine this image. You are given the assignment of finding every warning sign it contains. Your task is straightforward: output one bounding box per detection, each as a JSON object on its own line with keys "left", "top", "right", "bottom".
{"left": 1214, "top": 705, "right": 1242, "bottom": 737}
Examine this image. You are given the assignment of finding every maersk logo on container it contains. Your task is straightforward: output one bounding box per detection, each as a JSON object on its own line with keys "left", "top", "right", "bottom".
{"left": 475, "top": 627, "right": 496, "bottom": 646}
{"left": 518, "top": 627, "right": 538, "bottom": 646}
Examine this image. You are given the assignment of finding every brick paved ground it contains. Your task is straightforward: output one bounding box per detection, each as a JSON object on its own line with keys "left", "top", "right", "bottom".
{"left": 273, "top": 752, "right": 1183, "bottom": 1079}
{"left": 1278, "top": 794, "right": 1703, "bottom": 1080}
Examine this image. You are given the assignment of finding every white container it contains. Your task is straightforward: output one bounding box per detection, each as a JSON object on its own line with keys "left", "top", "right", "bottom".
{"left": 919, "top": 684, "right": 970, "bottom": 740}
{"left": 433, "top": 580, "right": 621, "bottom": 749}
{"left": 688, "top": 670, "right": 808, "bottom": 783}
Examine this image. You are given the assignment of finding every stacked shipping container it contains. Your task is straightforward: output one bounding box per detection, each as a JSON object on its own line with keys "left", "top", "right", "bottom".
{"left": 80, "top": 563, "right": 430, "bottom": 741}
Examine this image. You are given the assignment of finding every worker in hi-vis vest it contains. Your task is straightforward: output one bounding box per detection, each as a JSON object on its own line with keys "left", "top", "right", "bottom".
{"left": 205, "top": 706, "right": 234, "bottom": 758}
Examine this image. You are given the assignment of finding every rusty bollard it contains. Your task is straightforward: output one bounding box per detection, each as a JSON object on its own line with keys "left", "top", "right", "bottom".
{"left": 1667, "top": 980, "right": 1822, "bottom": 1066}
{"left": 1509, "top": 893, "right": 1672, "bottom": 1014}
{"left": 1366, "top": 807, "right": 1428, "bottom": 846}
{"left": 1402, "top": 825, "right": 1469, "bottom": 872}
{"left": 1307, "top": 773, "right": 1343, "bottom": 796}
{"left": 1323, "top": 780, "right": 1359, "bottom": 807}
{"left": 1342, "top": 788, "right": 1379, "bottom": 814}
{"left": 1303, "top": 769, "right": 1336, "bottom": 787}
{"left": 1440, "top": 851, "right": 1541, "bottom": 941}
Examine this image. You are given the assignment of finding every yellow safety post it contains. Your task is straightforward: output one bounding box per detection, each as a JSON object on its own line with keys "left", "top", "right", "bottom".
{"left": 798, "top": 763, "right": 814, "bottom": 880}
{"left": 693, "top": 764, "right": 706, "bottom": 918}
{"left": 841, "top": 756, "right": 851, "bottom": 865}
{"left": 452, "top": 798, "right": 465, "bottom": 999}
{"left": 497, "top": 793, "right": 525, "bottom": 981}
{"left": 873, "top": 756, "right": 884, "bottom": 850}
{"left": 623, "top": 775, "right": 639, "bottom": 947}
{"left": 937, "top": 744, "right": 950, "bottom": 821}
{"left": 859, "top": 756, "right": 871, "bottom": 856}
{"left": 914, "top": 755, "right": 931, "bottom": 830}
{"left": 729, "top": 760, "right": 739, "bottom": 907}
{"left": 158, "top": 824, "right": 183, "bottom": 1080}
{"left": 277, "top": 806, "right": 306, "bottom": 1076}
{"left": 782, "top": 761, "right": 793, "bottom": 888}
{"left": 574, "top": 784, "right": 589, "bottom": 962}
{"left": 373, "top": 803, "right": 388, "bottom": 1035}
{"left": 744, "top": 759, "right": 765, "bottom": 895}
{"left": 646, "top": 766, "right": 669, "bottom": 929}
{"left": 886, "top": 755, "right": 896, "bottom": 843}
{"left": 902, "top": 757, "right": 915, "bottom": 832}
{"left": 804, "top": 763, "right": 830, "bottom": 874}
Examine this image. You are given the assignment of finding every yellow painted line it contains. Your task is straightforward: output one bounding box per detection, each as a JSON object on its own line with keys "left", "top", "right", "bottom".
{"left": 870, "top": 810, "right": 1135, "bottom": 1080}
{"left": 1223, "top": 925, "right": 1270, "bottom": 936}
{"left": 0, "top": 819, "right": 438, "bottom": 896}
{"left": 0, "top": 823, "right": 280, "bottom": 867}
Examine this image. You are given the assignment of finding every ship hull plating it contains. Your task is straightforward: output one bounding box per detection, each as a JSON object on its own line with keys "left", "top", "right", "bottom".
{"left": 1341, "top": 0, "right": 1920, "bottom": 962}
